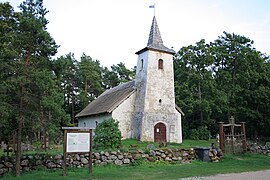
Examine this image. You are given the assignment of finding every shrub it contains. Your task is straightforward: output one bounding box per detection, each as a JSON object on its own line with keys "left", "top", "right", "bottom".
{"left": 190, "top": 126, "right": 211, "bottom": 140}
{"left": 93, "top": 118, "right": 122, "bottom": 149}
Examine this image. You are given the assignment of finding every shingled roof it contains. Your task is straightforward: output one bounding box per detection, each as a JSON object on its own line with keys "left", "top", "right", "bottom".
{"left": 75, "top": 81, "right": 136, "bottom": 118}
{"left": 136, "top": 16, "right": 175, "bottom": 55}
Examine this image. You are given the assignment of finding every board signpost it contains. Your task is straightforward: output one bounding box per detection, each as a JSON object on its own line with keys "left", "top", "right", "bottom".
{"left": 62, "top": 127, "right": 93, "bottom": 176}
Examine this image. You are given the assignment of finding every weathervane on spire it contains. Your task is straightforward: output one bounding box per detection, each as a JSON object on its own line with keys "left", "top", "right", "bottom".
{"left": 149, "top": 4, "right": 155, "bottom": 16}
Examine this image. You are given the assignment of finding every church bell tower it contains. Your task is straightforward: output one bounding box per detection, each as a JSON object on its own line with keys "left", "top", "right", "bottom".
{"left": 133, "top": 16, "right": 182, "bottom": 143}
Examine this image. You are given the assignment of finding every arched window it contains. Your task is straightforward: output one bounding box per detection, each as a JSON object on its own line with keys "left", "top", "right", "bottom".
{"left": 158, "top": 59, "right": 163, "bottom": 70}
{"left": 141, "top": 59, "right": 144, "bottom": 70}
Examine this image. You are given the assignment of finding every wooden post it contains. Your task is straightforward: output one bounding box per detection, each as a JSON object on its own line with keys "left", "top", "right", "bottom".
{"left": 89, "top": 129, "right": 92, "bottom": 175}
{"left": 230, "top": 124, "right": 235, "bottom": 153}
{"left": 63, "top": 129, "right": 67, "bottom": 176}
{"left": 240, "top": 122, "right": 247, "bottom": 152}
{"left": 219, "top": 122, "right": 224, "bottom": 154}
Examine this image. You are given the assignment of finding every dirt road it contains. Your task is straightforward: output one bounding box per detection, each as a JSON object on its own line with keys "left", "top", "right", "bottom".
{"left": 181, "top": 170, "right": 270, "bottom": 180}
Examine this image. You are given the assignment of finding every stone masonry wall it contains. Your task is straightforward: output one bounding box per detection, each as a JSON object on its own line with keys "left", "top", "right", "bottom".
{"left": 0, "top": 148, "right": 196, "bottom": 176}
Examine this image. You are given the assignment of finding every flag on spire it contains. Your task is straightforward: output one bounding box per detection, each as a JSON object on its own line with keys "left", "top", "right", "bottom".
{"left": 149, "top": 4, "right": 155, "bottom": 16}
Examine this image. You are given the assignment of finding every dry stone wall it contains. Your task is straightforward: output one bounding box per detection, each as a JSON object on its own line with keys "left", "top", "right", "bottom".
{"left": 0, "top": 148, "right": 196, "bottom": 176}
{"left": 248, "top": 142, "right": 270, "bottom": 155}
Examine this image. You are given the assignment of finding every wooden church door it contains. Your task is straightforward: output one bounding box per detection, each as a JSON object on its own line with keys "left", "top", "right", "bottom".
{"left": 154, "top": 123, "right": 166, "bottom": 142}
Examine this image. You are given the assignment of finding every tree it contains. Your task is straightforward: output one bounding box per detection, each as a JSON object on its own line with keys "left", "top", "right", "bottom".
{"left": 14, "top": 0, "right": 60, "bottom": 174}
{"left": 28, "top": 69, "right": 68, "bottom": 147}
{"left": 77, "top": 54, "right": 103, "bottom": 109}
{"left": 212, "top": 32, "right": 270, "bottom": 138}
{"left": 52, "top": 54, "right": 136, "bottom": 124}
{"left": 0, "top": 2, "right": 19, "bottom": 145}
{"left": 0, "top": 0, "right": 65, "bottom": 176}
{"left": 174, "top": 40, "right": 216, "bottom": 138}
{"left": 101, "top": 66, "right": 119, "bottom": 89}
{"left": 52, "top": 53, "right": 78, "bottom": 124}
{"left": 111, "top": 62, "right": 135, "bottom": 83}
{"left": 93, "top": 118, "right": 122, "bottom": 149}
{"left": 101, "top": 62, "right": 135, "bottom": 89}
{"left": 174, "top": 32, "right": 270, "bottom": 138}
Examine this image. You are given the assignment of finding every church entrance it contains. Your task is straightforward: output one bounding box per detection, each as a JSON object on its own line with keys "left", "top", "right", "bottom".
{"left": 154, "top": 123, "right": 166, "bottom": 142}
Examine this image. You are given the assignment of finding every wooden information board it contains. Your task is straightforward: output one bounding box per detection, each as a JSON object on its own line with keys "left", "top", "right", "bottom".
{"left": 62, "top": 127, "right": 92, "bottom": 176}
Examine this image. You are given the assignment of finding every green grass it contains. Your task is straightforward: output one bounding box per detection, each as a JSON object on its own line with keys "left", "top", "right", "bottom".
{"left": 0, "top": 148, "right": 63, "bottom": 157}
{"left": 121, "top": 139, "right": 159, "bottom": 150}
{"left": 169, "top": 139, "right": 216, "bottom": 149}
{"left": 2, "top": 153, "right": 270, "bottom": 180}
{"left": 121, "top": 139, "right": 216, "bottom": 151}
{"left": 0, "top": 139, "right": 216, "bottom": 157}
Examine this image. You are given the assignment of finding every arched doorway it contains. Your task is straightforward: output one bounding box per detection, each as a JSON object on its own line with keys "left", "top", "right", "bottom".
{"left": 154, "top": 122, "right": 166, "bottom": 142}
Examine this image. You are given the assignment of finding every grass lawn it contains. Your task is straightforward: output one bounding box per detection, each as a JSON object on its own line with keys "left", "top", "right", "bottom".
{"left": 3, "top": 153, "right": 270, "bottom": 180}
{"left": 0, "top": 139, "right": 216, "bottom": 157}
{"left": 122, "top": 139, "right": 216, "bottom": 150}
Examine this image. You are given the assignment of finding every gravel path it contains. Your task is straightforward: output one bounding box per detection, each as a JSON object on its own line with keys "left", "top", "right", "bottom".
{"left": 181, "top": 170, "right": 270, "bottom": 180}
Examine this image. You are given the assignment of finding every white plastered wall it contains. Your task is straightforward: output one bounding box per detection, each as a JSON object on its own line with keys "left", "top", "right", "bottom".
{"left": 112, "top": 92, "right": 136, "bottom": 139}
{"left": 78, "top": 114, "right": 112, "bottom": 136}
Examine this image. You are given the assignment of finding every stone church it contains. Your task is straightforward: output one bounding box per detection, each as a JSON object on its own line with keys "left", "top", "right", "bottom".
{"left": 76, "top": 16, "right": 183, "bottom": 143}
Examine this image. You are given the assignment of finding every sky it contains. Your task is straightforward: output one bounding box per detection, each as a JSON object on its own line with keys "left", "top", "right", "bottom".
{"left": 6, "top": 0, "right": 270, "bottom": 69}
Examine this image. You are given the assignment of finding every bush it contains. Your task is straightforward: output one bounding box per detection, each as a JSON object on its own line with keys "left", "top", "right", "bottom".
{"left": 93, "top": 118, "right": 122, "bottom": 149}
{"left": 190, "top": 126, "right": 211, "bottom": 140}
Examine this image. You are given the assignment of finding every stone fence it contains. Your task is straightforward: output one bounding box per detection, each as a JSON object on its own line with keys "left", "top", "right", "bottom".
{"left": 248, "top": 142, "right": 270, "bottom": 155}
{"left": 0, "top": 148, "right": 196, "bottom": 176}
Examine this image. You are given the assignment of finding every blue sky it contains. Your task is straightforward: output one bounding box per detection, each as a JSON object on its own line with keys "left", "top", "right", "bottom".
{"left": 6, "top": 0, "right": 270, "bottom": 68}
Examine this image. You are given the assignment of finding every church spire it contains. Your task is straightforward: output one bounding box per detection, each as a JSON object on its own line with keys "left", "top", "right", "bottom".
{"left": 136, "top": 16, "right": 175, "bottom": 55}
{"left": 147, "top": 16, "right": 163, "bottom": 47}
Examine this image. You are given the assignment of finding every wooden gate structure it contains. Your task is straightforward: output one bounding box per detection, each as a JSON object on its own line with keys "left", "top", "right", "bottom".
{"left": 219, "top": 117, "right": 247, "bottom": 154}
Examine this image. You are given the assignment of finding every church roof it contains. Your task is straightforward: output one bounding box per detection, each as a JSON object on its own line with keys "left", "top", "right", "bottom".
{"left": 136, "top": 16, "right": 175, "bottom": 55}
{"left": 75, "top": 81, "right": 136, "bottom": 118}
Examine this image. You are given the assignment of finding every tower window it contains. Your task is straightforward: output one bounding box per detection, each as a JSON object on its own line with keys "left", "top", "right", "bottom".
{"left": 159, "top": 99, "right": 162, "bottom": 103}
{"left": 158, "top": 59, "right": 163, "bottom": 69}
{"left": 141, "top": 59, "right": 144, "bottom": 70}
